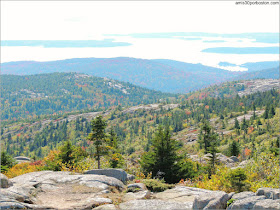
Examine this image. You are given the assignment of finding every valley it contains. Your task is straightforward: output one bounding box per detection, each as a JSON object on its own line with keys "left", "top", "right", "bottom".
{"left": 1, "top": 68, "right": 279, "bottom": 210}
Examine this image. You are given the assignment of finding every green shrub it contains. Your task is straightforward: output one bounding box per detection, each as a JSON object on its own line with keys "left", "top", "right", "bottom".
{"left": 141, "top": 179, "right": 174, "bottom": 192}
{"left": 1, "top": 151, "right": 16, "bottom": 172}
{"left": 227, "top": 199, "right": 236, "bottom": 207}
{"left": 228, "top": 168, "right": 249, "bottom": 192}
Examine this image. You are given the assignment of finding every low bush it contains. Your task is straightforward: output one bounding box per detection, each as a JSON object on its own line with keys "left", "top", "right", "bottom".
{"left": 141, "top": 178, "right": 174, "bottom": 192}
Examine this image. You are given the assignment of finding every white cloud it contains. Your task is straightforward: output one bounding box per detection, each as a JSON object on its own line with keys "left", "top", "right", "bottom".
{"left": 1, "top": 1, "right": 279, "bottom": 40}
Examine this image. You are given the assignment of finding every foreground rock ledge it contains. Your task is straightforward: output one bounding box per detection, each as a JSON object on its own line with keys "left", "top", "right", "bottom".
{"left": 1, "top": 171, "right": 279, "bottom": 210}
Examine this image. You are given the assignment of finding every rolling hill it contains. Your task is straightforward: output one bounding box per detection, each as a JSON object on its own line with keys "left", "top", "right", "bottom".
{"left": 0, "top": 72, "right": 174, "bottom": 121}
{"left": 1, "top": 57, "right": 243, "bottom": 93}
{"left": 233, "top": 66, "right": 279, "bottom": 80}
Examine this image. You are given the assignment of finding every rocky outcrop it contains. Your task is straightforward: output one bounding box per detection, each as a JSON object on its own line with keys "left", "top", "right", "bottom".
{"left": 14, "top": 156, "right": 31, "bottom": 163}
{"left": 1, "top": 171, "right": 280, "bottom": 209}
{"left": 84, "top": 168, "right": 128, "bottom": 183}
{"left": 0, "top": 173, "right": 12, "bottom": 188}
{"left": 190, "top": 153, "right": 239, "bottom": 167}
{"left": 227, "top": 188, "right": 280, "bottom": 210}
{"left": 227, "top": 195, "right": 266, "bottom": 209}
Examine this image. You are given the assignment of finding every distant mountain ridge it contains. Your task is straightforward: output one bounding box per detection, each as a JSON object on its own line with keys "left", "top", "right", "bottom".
{"left": 233, "top": 66, "right": 279, "bottom": 80}
{"left": 1, "top": 57, "right": 278, "bottom": 93}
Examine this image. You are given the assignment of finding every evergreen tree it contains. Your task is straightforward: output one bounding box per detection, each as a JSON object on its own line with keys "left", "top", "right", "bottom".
{"left": 229, "top": 140, "right": 240, "bottom": 156}
{"left": 207, "top": 132, "right": 219, "bottom": 178}
{"left": 140, "top": 125, "right": 192, "bottom": 183}
{"left": 108, "top": 128, "right": 124, "bottom": 168}
{"left": 263, "top": 105, "right": 269, "bottom": 119}
{"left": 108, "top": 128, "right": 118, "bottom": 151}
{"left": 234, "top": 118, "right": 240, "bottom": 129}
{"left": 241, "top": 117, "right": 248, "bottom": 133}
{"left": 252, "top": 105, "right": 256, "bottom": 120}
{"left": 88, "top": 116, "right": 107, "bottom": 169}
{"left": 269, "top": 106, "right": 275, "bottom": 118}
{"left": 198, "top": 120, "right": 217, "bottom": 154}
{"left": 59, "top": 141, "right": 75, "bottom": 165}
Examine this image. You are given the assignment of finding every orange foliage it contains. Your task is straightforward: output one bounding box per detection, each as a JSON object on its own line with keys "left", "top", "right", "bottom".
{"left": 248, "top": 127, "right": 254, "bottom": 134}
{"left": 199, "top": 92, "right": 208, "bottom": 100}
{"left": 178, "top": 179, "right": 185, "bottom": 185}
{"left": 244, "top": 147, "right": 251, "bottom": 156}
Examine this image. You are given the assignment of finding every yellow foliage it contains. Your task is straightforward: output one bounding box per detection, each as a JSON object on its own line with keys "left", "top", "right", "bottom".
{"left": 191, "top": 153, "right": 279, "bottom": 193}
{"left": 5, "top": 162, "right": 43, "bottom": 178}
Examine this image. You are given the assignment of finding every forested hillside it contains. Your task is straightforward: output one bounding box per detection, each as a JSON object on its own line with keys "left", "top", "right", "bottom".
{"left": 1, "top": 73, "right": 174, "bottom": 121}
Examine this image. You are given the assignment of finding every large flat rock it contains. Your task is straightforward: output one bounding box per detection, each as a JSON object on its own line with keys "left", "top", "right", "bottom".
{"left": 1, "top": 171, "right": 124, "bottom": 209}
{"left": 10, "top": 171, "right": 125, "bottom": 190}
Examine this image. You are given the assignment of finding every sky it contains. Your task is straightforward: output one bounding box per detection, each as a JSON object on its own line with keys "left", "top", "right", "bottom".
{"left": 1, "top": 1, "right": 279, "bottom": 71}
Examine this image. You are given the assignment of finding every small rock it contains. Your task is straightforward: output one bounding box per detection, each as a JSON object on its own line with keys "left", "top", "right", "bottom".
{"left": 256, "top": 188, "right": 280, "bottom": 200}
{"left": 0, "top": 173, "right": 12, "bottom": 188}
{"left": 94, "top": 204, "right": 117, "bottom": 210}
{"left": 127, "top": 183, "right": 147, "bottom": 192}
{"left": 123, "top": 190, "right": 151, "bottom": 201}
{"left": 229, "top": 156, "right": 239, "bottom": 163}
{"left": 0, "top": 189, "right": 26, "bottom": 202}
{"left": 127, "top": 174, "right": 135, "bottom": 182}
{"left": 253, "top": 199, "right": 280, "bottom": 209}
{"left": 84, "top": 169, "right": 127, "bottom": 183}
{"left": 0, "top": 200, "right": 27, "bottom": 209}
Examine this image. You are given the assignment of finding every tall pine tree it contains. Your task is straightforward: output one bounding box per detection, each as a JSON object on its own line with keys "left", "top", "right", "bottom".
{"left": 88, "top": 116, "right": 107, "bottom": 169}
